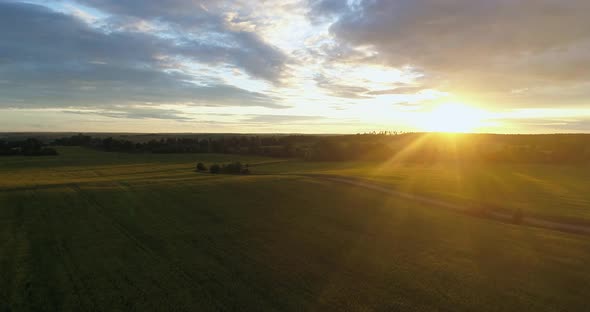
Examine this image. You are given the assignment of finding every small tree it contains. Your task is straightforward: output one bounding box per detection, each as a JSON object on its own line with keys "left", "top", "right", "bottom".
{"left": 210, "top": 164, "right": 221, "bottom": 174}
{"left": 221, "top": 161, "right": 242, "bottom": 174}
{"left": 196, "top": 162, "right": 207, "bottom": 171}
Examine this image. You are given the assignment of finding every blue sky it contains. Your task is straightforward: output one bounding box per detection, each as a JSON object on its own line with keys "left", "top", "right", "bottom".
{"left": 1, "top": 0, "right": 590, "bottom": 133}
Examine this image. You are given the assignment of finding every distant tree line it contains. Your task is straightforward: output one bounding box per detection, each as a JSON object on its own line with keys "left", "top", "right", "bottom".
{"left": 53, "top": 134, "right": 314, "bottom": 157}
{"left": 51, "top": 133, "right": 590, "bottom": 163}
{"left": 384, "top": 133, "right": 590, "bottom": 163}
{"left": 0, "top": 138, "right": 58, "bottom": 156}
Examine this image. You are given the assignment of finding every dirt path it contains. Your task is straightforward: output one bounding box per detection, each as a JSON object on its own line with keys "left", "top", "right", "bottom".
{"left": 302, "top": 174, "right": 590, "bottom": 236}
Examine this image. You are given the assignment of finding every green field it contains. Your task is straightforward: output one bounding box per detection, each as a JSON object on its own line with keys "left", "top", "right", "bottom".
{"left": 256, "top": 160, "right": 590, "bottom": 222}
{"left": 2, "top": 147, "right": 590, "bottom": 311}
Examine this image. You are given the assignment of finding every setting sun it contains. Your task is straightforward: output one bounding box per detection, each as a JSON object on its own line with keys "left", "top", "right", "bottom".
{"left": 418, "top": 103, "right": 488, "bottom": 133}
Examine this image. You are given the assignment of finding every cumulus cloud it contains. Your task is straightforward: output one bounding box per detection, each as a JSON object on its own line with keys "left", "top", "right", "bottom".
{"left": 314, "top": 74, "right": 372, "bottom": 98}
{"left": 0, "top": 2, "right": 283, "bottom": 111}
{"left": 74, "top": 0, "right": 289, "bottom": 82}
{"left": 311, "top": 0, "right": 590, "bottom": 108}
{"left": 2, "top": 0, "right": 589, "bottom": 132}
{"left": 307, "top": 0, "right": 349, "bottom": 22}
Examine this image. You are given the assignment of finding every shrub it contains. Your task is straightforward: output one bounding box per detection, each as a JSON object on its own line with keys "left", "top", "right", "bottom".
{"left": 208, "top": 162, "right": 251, "bottom": 175}
{"left": 221, "top": 162, "right": 243, "bottom": 174}
{"left": 209, "top": 164, "right": 221, "bottom": 174}
{"left": 196, "top": 162, "right": 207, "bottom": 171}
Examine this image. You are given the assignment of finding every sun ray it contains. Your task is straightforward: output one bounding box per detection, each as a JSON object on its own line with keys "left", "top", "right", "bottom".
{"left": 368, "top": 133, "right": 435, "bottom": 178}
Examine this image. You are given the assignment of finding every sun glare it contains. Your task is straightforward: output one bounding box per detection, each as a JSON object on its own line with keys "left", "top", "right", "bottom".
{"left": 418, "top": 103, "right": 487, "bottom": 133}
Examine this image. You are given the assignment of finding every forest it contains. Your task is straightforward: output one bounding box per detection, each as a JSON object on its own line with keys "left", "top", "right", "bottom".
{"left": 49, "top": 133, "right": 590, "bottom": 163}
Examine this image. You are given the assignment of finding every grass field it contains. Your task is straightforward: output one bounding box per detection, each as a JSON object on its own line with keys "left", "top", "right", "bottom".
{"left": 256, "top": 160, "right": 590, "bottom": 222}
{"left": 2, "top": 147, "right": 590, "bottom": 311}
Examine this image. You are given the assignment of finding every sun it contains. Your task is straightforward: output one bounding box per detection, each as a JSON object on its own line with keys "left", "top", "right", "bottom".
{"left": 418, "top": 103, "right": 487, "bottom": 133}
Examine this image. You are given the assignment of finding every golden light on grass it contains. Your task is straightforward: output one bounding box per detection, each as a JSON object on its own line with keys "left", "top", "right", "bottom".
{"left": 418, "top": 103, "right": 488, "bottom": 133}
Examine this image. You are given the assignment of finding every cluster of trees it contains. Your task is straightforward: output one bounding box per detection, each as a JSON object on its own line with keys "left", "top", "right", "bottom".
{"left": 50, "top": 133, "right": 590, "bottom": 163}
{"left": 196, "top": 162, "right": 250, "bottom": 175}
{"left": 0, "top": 138, "right": 58, "bottom": 156}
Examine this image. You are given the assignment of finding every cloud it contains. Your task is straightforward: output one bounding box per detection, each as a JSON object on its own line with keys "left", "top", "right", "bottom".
{"left": 244, "top": 114, "right": 326, "bottom": 124}
{"left": 0, "top": 2, "right": 283, "bottom": 109}
{"left": 63, "top": 107, "right": 193, "bottom": 121}
{"left": 366, "top": 85, "right": 427, "bottom": 96}
{"left": 2, "top": 0, "right": 589, "bottom": 133}
{"left": 314, "top": 73, "right": 433, "bottom": 99}
{"left": 314, "top": 74, "right": 372, "bottom": 98}
{"left": 74, "top": 0, "right": 289, "bottom": 82}
{"left": 494, "top": 117, "right": 590, "bottom": 133}
{"left": 311, "top": 0, "right": 590, "bottom": 108}
{"left": 307, "top": 0, "right": 349, "bottom": 22}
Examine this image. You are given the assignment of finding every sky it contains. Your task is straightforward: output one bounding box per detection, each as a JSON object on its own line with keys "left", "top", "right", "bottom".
{"left": 1, "top": 0, "right": 590, "bottom": 133}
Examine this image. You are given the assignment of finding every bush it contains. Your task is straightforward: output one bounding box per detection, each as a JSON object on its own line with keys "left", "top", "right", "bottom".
{"left": 207, "top": 162, "right": 251, "bottom": 175}
{"left": 210, "top": 164, "right": 221, "bottom": 174}
{"left": 196, "top": 162, "right": 207, "bottom": 171}
{"left": 221, "top": 162, "right": 243, "bottom": 174}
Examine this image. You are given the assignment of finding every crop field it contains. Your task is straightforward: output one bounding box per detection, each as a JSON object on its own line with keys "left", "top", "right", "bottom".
{"left": 256, "top": 160, "right": 590, "bottom": 222}
{"left": 1, "top": 147, "right": 590, "bottom": 311}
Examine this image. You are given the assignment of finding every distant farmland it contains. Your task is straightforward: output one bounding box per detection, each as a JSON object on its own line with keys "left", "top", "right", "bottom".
{"left": 1, "top": 147, "right": 590, "bottom": 311}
